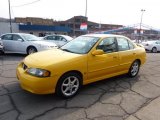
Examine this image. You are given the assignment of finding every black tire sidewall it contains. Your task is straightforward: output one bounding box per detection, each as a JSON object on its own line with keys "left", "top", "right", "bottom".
{"left": 152, "top": 47, "right": 157, "bottom": 53}
{"left": 27, "top": 47, "right": 37, "bottom": 55}
{"left": 56, "top": 72, "right": 82, "bottom": 98}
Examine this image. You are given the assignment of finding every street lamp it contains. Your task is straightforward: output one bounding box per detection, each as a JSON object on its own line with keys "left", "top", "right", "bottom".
{"left": 139, "top": 9, "right": 145, "bottom": 42}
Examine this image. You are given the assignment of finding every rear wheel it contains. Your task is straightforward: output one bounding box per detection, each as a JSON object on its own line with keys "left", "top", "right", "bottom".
{"left": 27, "top": 47, "right": 37, "bottom": 55}
{"left": 152, "top": 47, "right": 157, "bottom": 53}
{"left": 128, "top": 60, "right": 140, "bottom": 77}
{"left": 56, "top": 72, "right": 82, "bottom": 98}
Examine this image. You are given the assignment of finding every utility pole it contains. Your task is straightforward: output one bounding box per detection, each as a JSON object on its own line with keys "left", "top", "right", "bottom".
{"left": 8, "top": 0, "right": 12, "bottom": 33}
{"left": 85, "top": 0, "right": 87, "bottom": 17}
{"left": 139, "top": 9, "right": 145, "bottom": 43}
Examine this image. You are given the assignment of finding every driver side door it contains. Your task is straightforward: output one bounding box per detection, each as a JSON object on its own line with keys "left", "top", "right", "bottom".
{"left": 87, "top": 37, "right": 120, "bottom": 82}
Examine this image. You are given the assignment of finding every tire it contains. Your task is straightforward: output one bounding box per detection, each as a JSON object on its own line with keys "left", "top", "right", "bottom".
{"left": 56, "top": 72, "right": 82, "bottom": 98}
{"left": 128, "top": 60, "right": 140, "bottom": 77}
{"left": 0, "top": 50, "right": 4, "bottom": 55}
{"left": 27, "top": 47, "right": 37, "bottom": 55}
{"left": 152, "top": 47, "right": 157, "bottom": 53}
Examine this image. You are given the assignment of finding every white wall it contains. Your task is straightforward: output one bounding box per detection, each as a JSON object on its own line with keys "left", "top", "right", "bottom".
{"left": 0, "top": 22, "right": 19, "bottom": 36}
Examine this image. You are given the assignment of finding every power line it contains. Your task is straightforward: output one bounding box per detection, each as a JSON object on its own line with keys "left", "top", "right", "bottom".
{"left": 11, "top": 0, "right": 40, "bottom": 7}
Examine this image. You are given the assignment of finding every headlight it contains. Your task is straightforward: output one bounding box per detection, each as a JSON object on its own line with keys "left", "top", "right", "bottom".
{"left": 26, "top": 68, "right": 50, "bottom": 77}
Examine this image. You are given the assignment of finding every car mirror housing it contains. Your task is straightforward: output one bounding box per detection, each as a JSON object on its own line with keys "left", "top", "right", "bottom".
{"left": 18, "top": 39, "right": 24, "bottom": 42}
{"left": 92, "top": 49, "right": 104, "bottom": 56}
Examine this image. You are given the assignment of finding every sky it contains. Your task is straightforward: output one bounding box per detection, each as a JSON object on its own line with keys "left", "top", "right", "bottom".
{"left": 0, "top": 0, "right": 160, "bottom": 29}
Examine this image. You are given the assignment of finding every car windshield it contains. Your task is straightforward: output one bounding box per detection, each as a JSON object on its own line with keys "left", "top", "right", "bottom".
{"left": 21, "top": 34, "right": 40, "bottom": 41}
{"left": 61, "top": 36, "right": 99, "bottom": 54}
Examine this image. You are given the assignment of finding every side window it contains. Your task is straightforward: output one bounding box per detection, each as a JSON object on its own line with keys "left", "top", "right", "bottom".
{"left": 96, "top": 37, "right": 117, "bottom": 53}
{"left": 117, "top": 37, "right": 130, "bottom": 51}
{"left": 1, "top": 34, "right": 12, "bottom": 40}
{"left": 46, "top": 36, "right": 55, "bottom": 40}
{"left": 13, "top": 35, "right": 22, "bottom": 41}
{"left": 128, "top": 41, "right": 135, "bottom": 49}
{"left": 55, "top": 36, "right": 61, "bottom": 41}
{"left": 60, "top": 37, "right": 67, "bottom": 41}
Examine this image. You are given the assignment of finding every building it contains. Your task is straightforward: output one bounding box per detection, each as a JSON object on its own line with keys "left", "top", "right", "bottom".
{"left": 55, "top": 16, "right": 123, "bottom": 36}
{"left": 100, "top": 23, "right": 160, "bottom": 40}
{"left": 0, "top": 18, "right": 19, "bottom": 36}
{"left": 4, "top": 16, "right": 159, "bottom": 40}
{"left": 15, "top": 17, "right": 71, "bottom": 36}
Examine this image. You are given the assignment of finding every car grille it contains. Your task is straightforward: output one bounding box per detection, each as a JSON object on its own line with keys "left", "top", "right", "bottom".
{"left": 22, "top": 63, "right": 28, "bottom": 70}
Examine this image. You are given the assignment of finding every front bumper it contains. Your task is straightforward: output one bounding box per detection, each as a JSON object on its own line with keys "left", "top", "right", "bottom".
{"left": 16, "top": 63, "right": 58, "bottom": 94}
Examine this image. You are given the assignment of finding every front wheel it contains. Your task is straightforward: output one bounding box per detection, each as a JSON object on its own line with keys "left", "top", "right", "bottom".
{"left": 27, "top": 47, "right": 37, "bottom": 55}
{"left": 56, "top": 73, "right": 82, "bottom": 98}
{"left": 152, "top": 47, "right": 157, "bottom": 53}
{"left": 128, "top": 60, "right": 140, "bottom": 77}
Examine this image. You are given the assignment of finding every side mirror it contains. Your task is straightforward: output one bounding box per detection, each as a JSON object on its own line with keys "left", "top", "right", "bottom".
{"left": 18, "top": 39, "right": 24, "bottom": 42}
{"left": 92, "top": 49, "right": 104, "bottom": 56}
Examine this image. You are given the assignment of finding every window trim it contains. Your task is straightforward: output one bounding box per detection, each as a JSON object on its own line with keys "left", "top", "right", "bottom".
{"left": 116, "top": 37, "right": 135, "bottom": 51}
{"left": 96, "top": 37, "right": 118, "bottom": 53}
{"left": 1, "top": 34, "right": 13, "bottom": 41}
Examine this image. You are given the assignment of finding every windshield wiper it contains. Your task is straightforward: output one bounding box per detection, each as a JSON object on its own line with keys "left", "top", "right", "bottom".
{"left": 61, "top": 49, "right": 75, "bottom": 53}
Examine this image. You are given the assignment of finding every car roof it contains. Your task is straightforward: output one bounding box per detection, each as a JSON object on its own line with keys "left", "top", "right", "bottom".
{"left": 1, "top": 33, "right": 33, "bottom": 36}
{"left": 82, "top": 34, "right": 128, "bottom": 38}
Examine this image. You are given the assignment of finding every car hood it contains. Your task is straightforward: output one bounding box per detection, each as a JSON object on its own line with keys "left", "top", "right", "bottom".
{"left": 31, "top": 40, "right": 57, "bottom": 46}
{"left": 24, "top": 49, "right": 83, "bottom": 68}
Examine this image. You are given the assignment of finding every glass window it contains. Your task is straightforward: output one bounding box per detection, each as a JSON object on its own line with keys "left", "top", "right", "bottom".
{"left": 46, "top": 36, "right": 55, "bottom": 40}
{"left": 96, "top": 37, "right": 117, "bottom": 53}
{"left": 13, "top": 35, "right": 22, "bottom": 41}
{"left": 128, "top": 41, "right": 135, "bottom": 49}
{"left": 61, "top": 36, "right": 99, "bottom": 54}
{"left": 55, "top": 36, "right": 61, "bottom": 41}
{"left": 21, "top": 34, "right": 40, "bottom": 41}
{"left": 1, "top": 34, "right": 12, "bottom": 40}
{"left": 156, "top": 41, "right": 160, "bottom": 44}
{"left": 117, "top": 37, "right": 130, "bottom": 51}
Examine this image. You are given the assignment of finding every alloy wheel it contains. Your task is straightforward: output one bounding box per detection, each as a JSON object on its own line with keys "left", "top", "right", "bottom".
{"left": 130, "top": 61, "right": 139, "bottom": 77}
{"left": 61, "top": 76, "right": 80, "bottom": 97}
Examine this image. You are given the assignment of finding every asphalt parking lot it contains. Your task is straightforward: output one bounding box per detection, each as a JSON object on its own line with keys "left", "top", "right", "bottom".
{"left": 1, "top": 53, "right": 160, "bottom": 120}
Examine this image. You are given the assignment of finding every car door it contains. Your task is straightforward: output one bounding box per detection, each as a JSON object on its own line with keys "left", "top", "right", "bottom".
{"left": 155, "top": 41, "right": 160, "bottom": 51}
{"left": 12, "top": 34, "right": 26, "bottom": 53}
{"left": 116, "top": 37, "right": 136, "bottom": 72}
{"left": 1, "top": 34, "right": 14, "bottom": 52}
{"left": 45, "top": 35, "right": 59, "bottom": 46}
{"left": 87, "top": 37, "right": 120, "bottom": 82}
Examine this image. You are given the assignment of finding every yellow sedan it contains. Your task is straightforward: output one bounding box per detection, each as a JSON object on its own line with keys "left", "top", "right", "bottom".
{"left": 17, "top": 34, "right": 146, "bottom": 98}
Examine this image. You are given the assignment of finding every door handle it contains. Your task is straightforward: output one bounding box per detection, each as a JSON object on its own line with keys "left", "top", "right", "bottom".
{"left": 113, "top": 56, "right": 117, "bottom": 58}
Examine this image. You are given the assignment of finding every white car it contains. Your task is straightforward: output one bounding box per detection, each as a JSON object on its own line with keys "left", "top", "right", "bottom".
{"left": 141, "top": 40, "right": 160, "bottom": 53}
{"left": 0, "top": 33, "right": 58, "bottom": 55}
{"left": 42, "top": 35, "right": 73, "bottom": 47}
{"left": 0, "top": 38, "right": 4, "bottom": 54}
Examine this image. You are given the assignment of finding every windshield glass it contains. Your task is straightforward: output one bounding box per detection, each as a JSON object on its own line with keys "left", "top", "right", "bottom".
{"left": 21, "top": 34, "right": 40, "bottom": 41}
{"left": 61, "top": 36, "right": 99, "bottom": 54}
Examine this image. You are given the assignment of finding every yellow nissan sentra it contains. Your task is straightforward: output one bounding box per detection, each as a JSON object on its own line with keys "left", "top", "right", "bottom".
{"left": 17, "top": 34, "right": 146, "bottom": 98}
